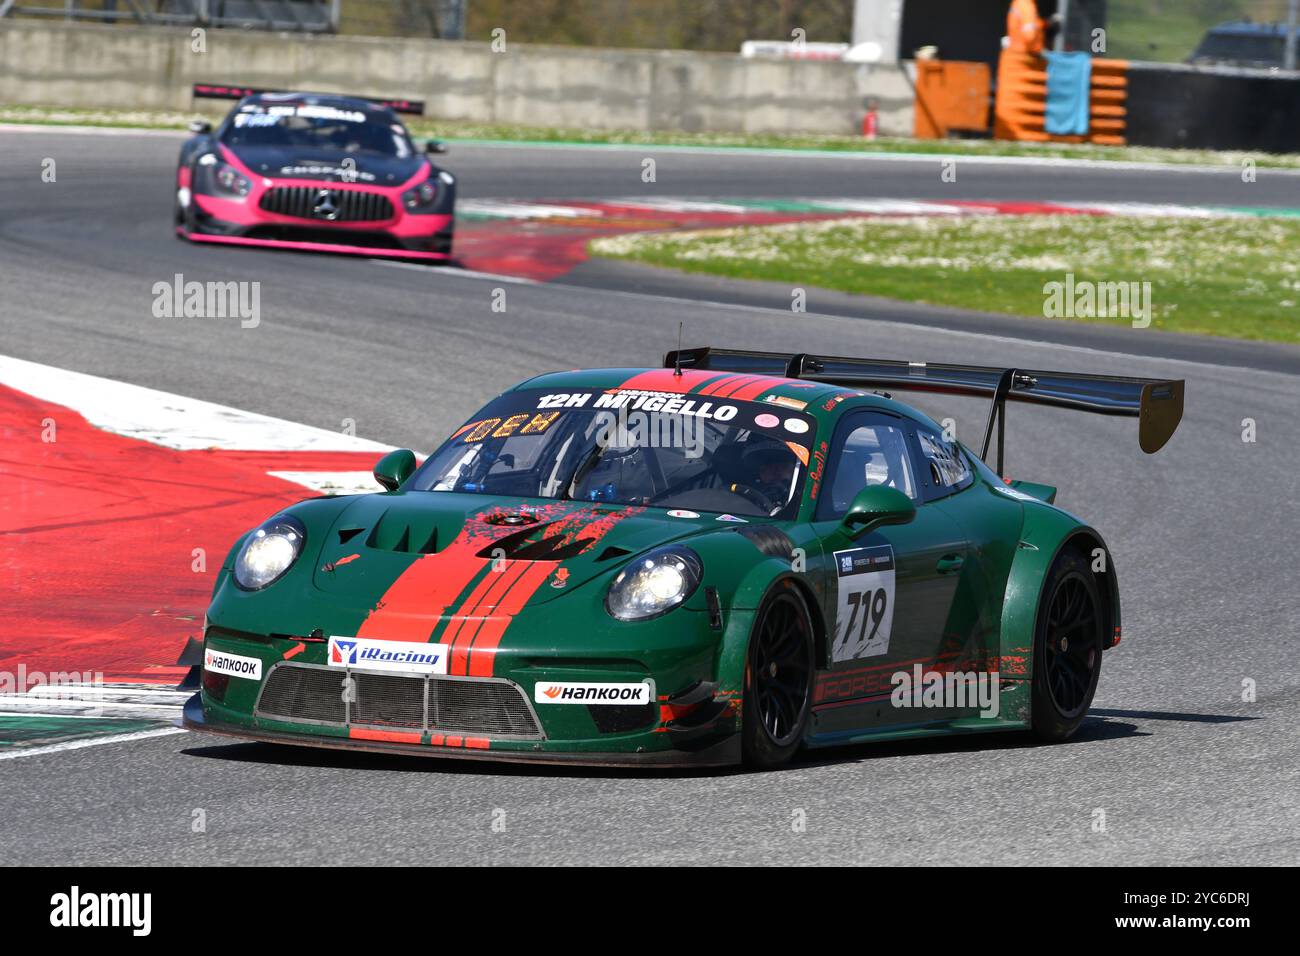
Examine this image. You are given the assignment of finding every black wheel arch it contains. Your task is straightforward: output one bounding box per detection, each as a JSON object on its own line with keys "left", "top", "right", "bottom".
{"left": 1047, "top": 529, "right": 1121, "bottom": 650}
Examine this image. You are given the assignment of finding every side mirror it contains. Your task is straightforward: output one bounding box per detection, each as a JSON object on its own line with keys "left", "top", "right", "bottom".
{"left": 842, "top": 485, "right": 916, "bottom": 537}
{"left": 188, "top": 119, "right": 213, "bottom": 135}
{"left": 374, "top": 449, "right": 417, "bottom": 492}
{"left": 424, "top": 139, "right": 447, "bottom": 154}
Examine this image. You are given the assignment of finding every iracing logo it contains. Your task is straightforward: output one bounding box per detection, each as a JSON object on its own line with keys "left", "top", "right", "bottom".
{"left": 331, "top": 638, "right": 358, "bottom": 666}
{"left": 326, "top": 636, "right": 448, "bottom": 674}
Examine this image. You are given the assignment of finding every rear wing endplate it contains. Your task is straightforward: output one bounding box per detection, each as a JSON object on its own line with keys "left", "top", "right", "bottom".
{"left": 663, "top": 347, "right": 1184, "bottom": 473}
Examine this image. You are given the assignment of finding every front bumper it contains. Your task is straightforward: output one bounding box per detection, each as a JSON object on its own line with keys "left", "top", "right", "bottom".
{"left": 181, "top": 692, "right": 741, "bottom": 768}
{"left": 179, "top": 179, "right": 454, "bottom": 260}
{"left": 188, "top": 603, "right": 750, "bottom": 767}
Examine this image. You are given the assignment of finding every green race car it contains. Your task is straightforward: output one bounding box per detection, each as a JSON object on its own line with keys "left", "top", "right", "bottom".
{"left": 182, "top": 347, "right": 1184, "bottom": 768}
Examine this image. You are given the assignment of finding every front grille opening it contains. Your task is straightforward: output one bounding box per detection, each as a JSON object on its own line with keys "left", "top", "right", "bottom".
{"left": 588, "top": 702, "right": 658, "bottom": 733}
{"left": 258, "top": 665, "right": 348, "bottom": 723}
{"left": 258, "top": 186, "right": 394, "bottom": 223}
{"left": 353, "top": 673, "right": 425, "bottom": 729}
{"left": 431, "top": 679, "right": 539, "bottom": 736}
{"left": 254, "top": 664, "right": 542, "bottom": 739}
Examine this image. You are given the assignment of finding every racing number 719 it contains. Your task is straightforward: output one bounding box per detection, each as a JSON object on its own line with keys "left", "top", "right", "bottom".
{"left": 841, "top": 588, "right": 888, "bottom": 648}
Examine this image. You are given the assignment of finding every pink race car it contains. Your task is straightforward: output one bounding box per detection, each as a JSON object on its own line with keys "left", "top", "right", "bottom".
{"left": 176, "top": 85, "right": 455, "bottom": 261}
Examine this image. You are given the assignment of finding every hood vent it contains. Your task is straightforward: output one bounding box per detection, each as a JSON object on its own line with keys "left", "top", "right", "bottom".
{"left": 338, "top": 528, "right": 364, "bottom": 544}
{"left": 363, "top": 509, "right": 438, "bottom": 554}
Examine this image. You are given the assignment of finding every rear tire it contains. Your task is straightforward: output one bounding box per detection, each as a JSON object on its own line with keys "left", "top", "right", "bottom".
{"left": 742, "top": 584, "right": 815, "bottom": 769}
{"left": 1031, "top": 545, "right": 1104, "bottom": 741}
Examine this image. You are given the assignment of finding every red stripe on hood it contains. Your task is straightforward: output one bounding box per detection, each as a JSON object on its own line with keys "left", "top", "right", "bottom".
{"left": 446, "top": 560, "right": 531, "bottom": 675}
{"left": 356, "top": 541, "right": 487, "bottom": 642}
{"left": 465, "top": 562, "right": 556, "bottom": 677}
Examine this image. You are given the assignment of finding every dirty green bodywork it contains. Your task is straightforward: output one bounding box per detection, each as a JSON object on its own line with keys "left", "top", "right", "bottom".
{"left": 187, "top": 367, "right": 1118, "bottom": 766}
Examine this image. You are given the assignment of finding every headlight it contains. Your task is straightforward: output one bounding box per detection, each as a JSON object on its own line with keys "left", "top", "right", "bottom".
{"left": 606, "top": 546, "right": 702, "bottom": 621}
{"left": 401, "top": 177, "right": 439, "bottom": 212}
{"left": 233, "top": 516, "right": 306, "bottom": 590}
{"left": 199, "top": 153, "right": 250, "bottom": 198}
{"left": 214, "top": 163, "right": 251, "bottom": 197}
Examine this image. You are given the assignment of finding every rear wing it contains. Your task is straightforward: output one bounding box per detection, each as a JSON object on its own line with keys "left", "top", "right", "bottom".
{"left": 663, "top": 346, "right": 1183, "bottom": 473}
{"left": 192, "top": 83, "right": 425, "bottom": 115}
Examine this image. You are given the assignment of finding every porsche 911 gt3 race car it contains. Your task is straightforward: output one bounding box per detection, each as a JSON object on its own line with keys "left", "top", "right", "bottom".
{"left": 182, "top": 347, "right": 1184, "bottom": 768}
{"left": 175, "top": 84, "right": 455, "bottom": 260}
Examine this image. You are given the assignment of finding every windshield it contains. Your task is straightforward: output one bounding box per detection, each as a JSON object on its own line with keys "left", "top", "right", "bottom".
{"left": 410, "top": 387, "right": 819, "bottom": 519}
{"left": 221, "top": 101, "right": 413, "bottom": 158}
{"left": 1192, "top": 33, "right": 1284, "bottom": 64}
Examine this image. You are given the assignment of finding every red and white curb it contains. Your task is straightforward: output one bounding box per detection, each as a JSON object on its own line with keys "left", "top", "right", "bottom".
{"left": 0, "top": 354, "right": 401, "bottom": 690}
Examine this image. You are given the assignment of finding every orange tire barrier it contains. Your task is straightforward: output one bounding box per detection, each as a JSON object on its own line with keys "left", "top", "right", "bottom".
{"left": 913, "top": 60, "right": 992, "bottom": 139}
{"left": 994, "top": 50, "right": 1129, "bottom": 146}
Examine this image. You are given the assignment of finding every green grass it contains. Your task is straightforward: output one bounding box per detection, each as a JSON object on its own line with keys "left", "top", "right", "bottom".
{"left": 4, "top": 104, "right": 1300, "bottom": 169}
{"left": 1105, "top": 0, "right": 1288, "bottom": 63}
{"left": 590, "top": 214, "right": 1300, "bottom": 343}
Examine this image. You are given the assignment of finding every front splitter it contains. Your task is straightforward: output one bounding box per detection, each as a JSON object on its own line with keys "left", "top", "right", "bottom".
{"left": 180, "top": 229, "right": 453, "bottom": 261}
{"left": 180, "top": 696, "right": 741, "bottom": 770}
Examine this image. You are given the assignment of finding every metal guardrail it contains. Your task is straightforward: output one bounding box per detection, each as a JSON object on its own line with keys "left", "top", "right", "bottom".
{"left": 0, "top": 0, "right": 340, "bottom": 32}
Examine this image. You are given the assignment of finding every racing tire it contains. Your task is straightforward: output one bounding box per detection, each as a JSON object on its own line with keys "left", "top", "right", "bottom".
{"left": 742, "top": 583, "right": 815, "bottom": 769}
{"left": 1031, "top": 545, "right": 1104, "bottom": 742}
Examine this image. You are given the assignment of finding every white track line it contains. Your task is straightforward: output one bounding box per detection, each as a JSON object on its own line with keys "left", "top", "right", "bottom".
{"left": 368, "top": 259, "right": 539, "bottom": 283}
{"left": 458, "top": 138, "right": 1300, "bottom": 177}
{"left": 0, "top": 354, "right": 392, "bottom": 453}
{"left": 7, "top": 121, "right": 1299, "bottom": 176}
{"left": 564, "top": 282, "right": 1300, "bottom": 379}
{"left": 0, "top": 727, "right": 185, "bottom": 761}
{"left": 0, "top": 122, "right": 187, "bottom": 139}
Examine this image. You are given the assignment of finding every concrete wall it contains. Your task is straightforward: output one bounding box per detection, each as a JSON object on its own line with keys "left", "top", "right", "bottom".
{"left": 0, "top": 21, "right": 915, "bottom": 136}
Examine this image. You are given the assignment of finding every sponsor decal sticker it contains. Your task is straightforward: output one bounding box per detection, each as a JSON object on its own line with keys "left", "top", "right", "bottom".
{"left": 831, "top": 545, "right": 896, "bottom": 662}
{"left": 666, "top": 509, "right": 700, "bottom": 518}
{"left": 783, "top": 418, "right": 810, "bottom": 434}
{"left": 537, "top": 390, "right": 739, "bottom": 422}
{"left": 328, "top": 636, "right": 448, "bottom": 674}
{"left": 754, "top": 413, "right": 780, "bottom": 429}
{"left": 204, "top": 648, "right": 262, "bottom": 680}
{"left": 761, "top": 394, "right": 809, "bottom": 411}
{"left": 715, "top": 513, "right": 748, "bottom": 523}
{"left": 534, "top": 681, "right": 653, "bottom": 705}
{"left": 995, "top": 484, "right": 1040, "bottom": 502}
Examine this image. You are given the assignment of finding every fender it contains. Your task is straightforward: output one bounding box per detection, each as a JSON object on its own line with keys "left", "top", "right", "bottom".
{"left": 999, "top": 502, "right": 1121, "bottom": 688}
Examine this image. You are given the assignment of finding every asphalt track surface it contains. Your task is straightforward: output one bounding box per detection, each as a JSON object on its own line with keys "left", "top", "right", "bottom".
{"left": 2, "top": 128, "right": 1298, "bottom": 865}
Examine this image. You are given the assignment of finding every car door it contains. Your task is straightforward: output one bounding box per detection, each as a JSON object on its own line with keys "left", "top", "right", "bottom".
{"left": 808, "top": 411, "right": 970, "bottom": 733}
{"left": 912, "top": 423, "right": 1023, "bottom": 676}
{"left": 908, "top": 423, "right": 992, "bottom": 671}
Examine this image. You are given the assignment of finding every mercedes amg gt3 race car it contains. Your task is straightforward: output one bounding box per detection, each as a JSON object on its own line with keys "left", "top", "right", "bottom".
{"left": 182, "top": 348, "right": 1184, "bottom": 768}
{"left": 175, "top": 84, "right": 455, "bottom": 260}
